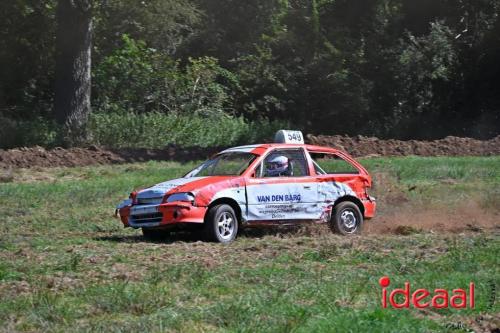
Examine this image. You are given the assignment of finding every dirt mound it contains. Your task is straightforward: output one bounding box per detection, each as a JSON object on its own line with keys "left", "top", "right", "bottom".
{"left": 0, "top": 135, "right": 499, "bottom": 169}
{"left": 0, "top": 145, "right": 221, "bottom": 169}
{"left": 307, "top": 134, "right": 500, "bottom": 157}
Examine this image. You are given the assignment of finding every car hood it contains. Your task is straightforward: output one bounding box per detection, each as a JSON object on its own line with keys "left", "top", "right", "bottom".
{"left": 136, "top": 176, "right": 235, "bottom": 199}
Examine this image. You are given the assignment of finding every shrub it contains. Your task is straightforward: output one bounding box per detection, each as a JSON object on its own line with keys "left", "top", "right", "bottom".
{"left": 87, "top": 112, "right": 288, "bottom": 148}
{"left": 0, "top": 116, "right": 60, "bottom": 149}
{"left": 93, "top": 35, "right": 240, "bottom": 117}
{"left": 0, "top": 113, "right": 288, "bottom": 150}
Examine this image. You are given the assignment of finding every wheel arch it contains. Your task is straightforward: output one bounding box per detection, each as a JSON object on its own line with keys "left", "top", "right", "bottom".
{"left": 334, "top": 195, "right": 365, "bottom": 216}
{"left": 206, "top": 198, "right": 242, "bottom": 224}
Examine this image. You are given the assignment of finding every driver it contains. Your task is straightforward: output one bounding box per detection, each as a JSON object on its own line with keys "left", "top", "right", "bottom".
{"left": 265, "top": 155, "right": 290, "bottom": 177}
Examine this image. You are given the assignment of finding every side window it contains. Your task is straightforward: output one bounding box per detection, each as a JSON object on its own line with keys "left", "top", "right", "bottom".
{"left": 260, "top": 149, "right": 309, "bottom": 177}
{"left": 309, "top": 152, "right": 359, "bottom": 174}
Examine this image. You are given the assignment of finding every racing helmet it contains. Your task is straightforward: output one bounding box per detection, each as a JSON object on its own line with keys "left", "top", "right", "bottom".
{"left": 265, "top": 155, "right": 289, "bottom": 177}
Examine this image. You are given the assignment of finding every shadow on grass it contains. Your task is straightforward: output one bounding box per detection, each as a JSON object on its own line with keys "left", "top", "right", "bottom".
{"left": 94, "top": 231, "right": 201, "bottom": 244}
{"left": 240, "top": 225, "right": 306, "bottom": 238}
{"left": 94, "top": 225, "right": 313, "bottom": 244}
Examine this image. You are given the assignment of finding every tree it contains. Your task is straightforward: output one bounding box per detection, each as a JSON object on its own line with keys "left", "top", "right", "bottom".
{"left": 93, "top": 0, "right": 200, "bottom": 58}
{"left": 54, "top": 0, "right": 92, "bottom": 146}
{"left": 0, "top": 1, "right": 56, "bottom": 120}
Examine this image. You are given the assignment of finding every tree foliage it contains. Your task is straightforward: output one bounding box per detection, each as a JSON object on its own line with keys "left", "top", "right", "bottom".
{"left": 94, "top": 35, "right": 239, "bottom": 117}
{"left": 1, "top": 0, "right": 499, "bottom": 147}
{"left": 0, "top": 0, "right": 56, "bottom": 119}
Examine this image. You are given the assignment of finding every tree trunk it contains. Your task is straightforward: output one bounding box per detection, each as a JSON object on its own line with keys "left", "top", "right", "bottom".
{"left": 55, "top": 0, "right": 92, "bottom": 146}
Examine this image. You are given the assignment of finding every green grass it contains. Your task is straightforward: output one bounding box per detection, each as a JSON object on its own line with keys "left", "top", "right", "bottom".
{"left": 361, "top": 156, "right": 500, "bottom": 183}
{"left": 0, "top": 157, "right": 499, "bottom": 332}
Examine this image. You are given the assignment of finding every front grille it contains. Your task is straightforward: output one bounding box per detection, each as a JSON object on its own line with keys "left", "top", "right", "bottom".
{"left": 130, "top": 212, "right": 163, "bottom": 224}
{"left": 137, "top": 197, "right": 163, "bottom": 205}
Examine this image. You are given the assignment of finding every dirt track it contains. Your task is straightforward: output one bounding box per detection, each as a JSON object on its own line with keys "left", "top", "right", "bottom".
{"left": 364, "top": 202, "right": 500, "bottom": 235}
{"left": 0, "top": 135, "right": 498, "bottom": 236}
{"left": 0, "top": 135, "right": 499, "bottom": 169}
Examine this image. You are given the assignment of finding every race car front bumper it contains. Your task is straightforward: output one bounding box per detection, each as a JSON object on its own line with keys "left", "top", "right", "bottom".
{"left": 118, "top": 202, "right": 207, "bottom": 228}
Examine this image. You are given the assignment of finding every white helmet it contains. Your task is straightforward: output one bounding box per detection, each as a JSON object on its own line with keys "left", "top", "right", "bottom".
{"left": 265, "top": 155, "right": 289, "bottom": 177}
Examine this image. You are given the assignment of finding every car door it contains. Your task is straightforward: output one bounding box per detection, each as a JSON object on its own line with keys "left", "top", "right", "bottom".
{"left": 245, "top": 148, "right": 321, "bottom": 221}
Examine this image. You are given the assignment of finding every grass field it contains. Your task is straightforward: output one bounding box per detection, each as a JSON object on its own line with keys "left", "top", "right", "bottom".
{"left": 0, "top": 157, "right": 499, "bottom": 332}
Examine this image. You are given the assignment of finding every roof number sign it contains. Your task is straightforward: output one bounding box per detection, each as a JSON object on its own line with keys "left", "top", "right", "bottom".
{"left": 274, "top": 130, "right": 305, "bottom": 144}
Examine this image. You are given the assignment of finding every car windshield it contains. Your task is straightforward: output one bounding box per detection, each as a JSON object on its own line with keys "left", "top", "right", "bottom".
{"left": 185, "top": 152, "right": 256, "bottom": 177}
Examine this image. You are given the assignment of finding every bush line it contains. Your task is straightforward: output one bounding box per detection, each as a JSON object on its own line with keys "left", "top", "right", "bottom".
{"left": 0, "top": 113, "right": 288, "bottom": 149}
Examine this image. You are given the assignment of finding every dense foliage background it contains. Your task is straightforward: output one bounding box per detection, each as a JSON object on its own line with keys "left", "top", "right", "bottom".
{"left": 1, "top": 0, "right": 499, "bottom": 148}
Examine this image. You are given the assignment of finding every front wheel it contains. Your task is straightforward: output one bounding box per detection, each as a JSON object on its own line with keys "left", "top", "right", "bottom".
{"left": 330, "top": 202, "right": 363, "bottom": 235}
{"left": 204, "top": 204, "right": 238, "bottom": 243}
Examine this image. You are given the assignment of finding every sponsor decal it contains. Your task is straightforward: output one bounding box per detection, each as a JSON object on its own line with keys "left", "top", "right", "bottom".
{"left": 379, "top": 276, "right": 475, "bottom": 309}
{"left": 254, "top": 193, "right": 302, "bottom": 219}
{"left": 256, "top": 194, "right": 301, "bottom": 203}
{"left": 260, "top": 204, "right": 300, "bottom": 219}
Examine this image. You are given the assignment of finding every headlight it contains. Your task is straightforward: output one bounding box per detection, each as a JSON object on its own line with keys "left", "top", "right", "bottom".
{"left": 167, "top": 192, "right": 195, "bottom": 203}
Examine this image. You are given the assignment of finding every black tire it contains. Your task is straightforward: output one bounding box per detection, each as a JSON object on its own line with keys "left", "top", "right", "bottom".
{"left": 142, "top": 228, "right": 170, "bottom": 241}
{"left": 204, "top": 204, "right": 238, "bottom": 243}
{"left": 330, "top": 201, "right": 363, "bottom": 235}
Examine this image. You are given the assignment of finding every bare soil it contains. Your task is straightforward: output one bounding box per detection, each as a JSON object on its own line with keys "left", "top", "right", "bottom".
{"left": 307, "top": 134, "right": 500, "bottom": 157}
{"left": 242, "top": 204, "right": 500, "bottom": 237}
{"left": 0, "top": 135, "right": 499, "bottom": 169}
{"left": 364, "top": 202, "right": 500, "bottom": 235}
{"left": 0, "top": 145, "right": 221, "bottom": 169}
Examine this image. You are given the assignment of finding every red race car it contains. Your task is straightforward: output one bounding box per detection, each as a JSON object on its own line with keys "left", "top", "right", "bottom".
{"left": 116, "top": 131, "right": 376, "bottom": 243}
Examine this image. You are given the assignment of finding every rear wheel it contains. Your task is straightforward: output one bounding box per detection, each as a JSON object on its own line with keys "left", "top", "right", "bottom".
{"left": 331, "top": 202, "right": 363, "bottom": 235}
{"left": 204, "top": 204, "right": 238, "bottom": 243}
{"left": 142, "top": 228, "right": 170, "bottom": 240}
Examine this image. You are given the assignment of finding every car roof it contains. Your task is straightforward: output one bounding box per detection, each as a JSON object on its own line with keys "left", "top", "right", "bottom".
{"left": 220, "top": 143, "right": 340, "bottom": 155}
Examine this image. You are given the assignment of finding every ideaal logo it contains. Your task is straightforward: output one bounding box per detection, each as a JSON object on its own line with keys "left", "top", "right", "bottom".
{"left": 379, "top": 276, "right": 475, "bottom": 309}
